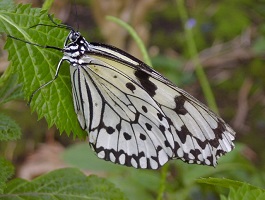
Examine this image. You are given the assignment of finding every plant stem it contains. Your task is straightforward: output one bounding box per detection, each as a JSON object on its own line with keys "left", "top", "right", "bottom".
{"left": 42, "top": 0, "right": 54, "bottom": 10}
{"left": 157, "top": 164, "right": 169, "bottom": 200}
{"left": 176, "top": 0, "right": 219, "bottom": 113}
{"left": 106, "top": 16, "right": 153, "bottom": 67}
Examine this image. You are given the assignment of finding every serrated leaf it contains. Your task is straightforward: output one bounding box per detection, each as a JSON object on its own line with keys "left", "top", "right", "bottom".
{"left": 63, "top": 143, "right": 159, "bottom": 200}
{"left": 0, "top": 3, "right": 85, "bottom": 138}
{"left": 1, "top": 168, "right": 127, "bottom": 200}
{"left": 197, "top": 177, "right": 243, "bottom": 189}
{"left": 197, "top": 177, "right": 265, "bottom": 191}
{"left": 0, "top": 0, "right": 15, "bottom": 17}
{"left": 198, "top": 178, "right": 265, "bottom": 200}
{"left": 221, "top": 183, "right": 265, "bottom": 200}
{"left": 0, "top": 157, "right": 14, "bottom": 194}
{"left": 0, "top": 73, "right": 23, "bottom": 104}
{"left": 0, "top": 113, "right": 21, "bottom": 141}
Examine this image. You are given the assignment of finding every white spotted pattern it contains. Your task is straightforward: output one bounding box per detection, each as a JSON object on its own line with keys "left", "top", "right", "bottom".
{"left": 58, "top": 30, "right": 235, "bottom": 169}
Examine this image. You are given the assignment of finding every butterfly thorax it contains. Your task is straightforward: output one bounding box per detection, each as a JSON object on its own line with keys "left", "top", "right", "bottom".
{"left": 63, "top": 30, "right": 91, "bottom": 65}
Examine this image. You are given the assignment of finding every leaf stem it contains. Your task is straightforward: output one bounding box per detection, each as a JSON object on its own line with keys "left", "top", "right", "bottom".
{"left": 106, "top": 16, "right": 153, "bottom": 67}
{"left": 42, "top": 0, "right": 54, "bottom": 10}
{"left": 176, "top": 0, "right": 219, "bottom": 113}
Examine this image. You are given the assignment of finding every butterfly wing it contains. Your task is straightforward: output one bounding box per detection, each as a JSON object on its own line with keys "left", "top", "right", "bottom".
{"left": 70, "top": 42, "right": 235, "bottom": 169}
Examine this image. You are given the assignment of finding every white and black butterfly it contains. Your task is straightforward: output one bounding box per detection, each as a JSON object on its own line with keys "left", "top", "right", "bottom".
{"left": 10, "top": 22, "right": 235, "bottom": 169}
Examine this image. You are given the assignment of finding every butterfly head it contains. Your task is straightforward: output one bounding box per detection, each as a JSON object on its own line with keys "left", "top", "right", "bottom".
{"left": 64, "top": 30, "right": 82, "bottom": 46}
{"left": 68, "top": 30, "right": 81, "bottom": 43}
{"left": 63, "top": 30, "right": 90, "bottom": 62}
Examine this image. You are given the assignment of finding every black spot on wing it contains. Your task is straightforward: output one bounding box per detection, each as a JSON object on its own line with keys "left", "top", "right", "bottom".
{"left": 206, "top": 155, "right": 214, "bottom": 165}
{"left": 208, "top": 120, "right": 228, "bottom": 148}
{"left": 116, "top": 123, "right": 121, "bottom": 132}
{"left": 157, "top": 113, "right": 163, "bottom": 121}
{"left": 159, "top": 125, "right": 166, "bottom": 133}
{"left": 178, "top": 124, "right": 217, "bottom": 150}
{"left": 123, "top": 132, "right": 132, "bottom": 140}
{"left": 106, "top": 126, "right": 115, "bottom": 134}
{"left": 178, "top": 125, "right": 190, "bottom": 144}
{"left": 164, "top": 140, "right": 170, "bottom": 147}
{"left": 173, "top": 141, "right": 181, "bottom": 154}
{"left": 140, "top": 133, "right": 146, "bottom": 141}
{"left": 195, "top": 137, "right": 207, "bottom": 149}
{"left": 142, "top": 106, "right": 148, "bottom": 113}
{"left": 213, "top": 121, "right": 226, "bottom": 138}
{"left": 145, "top": 123, "right": 152, "bottom": 131}
{"left": 134, "top": 70, "right": 157, "bottom": 97}
{"left": 173, "top": 96, "right": 188, "bottom": 115}
{"left": 157, "top": 145, "right": 162, "bottom": 152}
{"left": 216, "top": 149, "right": 226, "bottom": 156}
{"left": 190, "top": 148, "right": 201, "bottom": 160}
{"left": 126, "top": 82, "right": 136, "bottom": 93}
{"left": 189, "top": 120, "right": 229, "bottom": 151}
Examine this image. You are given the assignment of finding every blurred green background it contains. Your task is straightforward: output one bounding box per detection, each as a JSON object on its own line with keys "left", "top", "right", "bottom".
{"left": 1, "top": 0, "right": 265, "bottom": 199}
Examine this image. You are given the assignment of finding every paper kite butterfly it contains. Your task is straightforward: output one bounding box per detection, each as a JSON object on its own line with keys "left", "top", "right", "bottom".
{"left": 9, "top": 19, "right": 235, "bottom": 169}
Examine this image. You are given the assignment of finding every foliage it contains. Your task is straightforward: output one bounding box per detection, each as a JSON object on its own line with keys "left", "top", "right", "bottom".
{"left": 0, "top": 2, "right": 85, "bottom": 138}
{"left": 222, "top": 183, "right": 265, "bottom": 200}
{"left": 198, "top": 178, "right": 265, "bottom": 200}
{"left": 199, "top": 178, "right": 265, "bottom": 200}
{"left": 0, "top": 113, "right": 21, "bottom": 141}
{"left": 62, "top": 142, "right": 265, "bottom": 199}
{"left": 0, "top": 157, "right": 14, "bottom": 194}
{"left": 149, "top": 0, "right": 253, "bottom": 51}
{"left": 0, "top": 168, "right": 126, "bottom": 199}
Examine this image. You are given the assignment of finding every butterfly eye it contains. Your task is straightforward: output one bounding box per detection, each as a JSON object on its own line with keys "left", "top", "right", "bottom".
{"left": 69, "top": 32, "right": 80, "bottom": 42}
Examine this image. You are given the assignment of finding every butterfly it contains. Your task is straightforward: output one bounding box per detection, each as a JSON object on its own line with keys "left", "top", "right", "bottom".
{"left": 10, "top": 21, "right": 236, "bottom": 169}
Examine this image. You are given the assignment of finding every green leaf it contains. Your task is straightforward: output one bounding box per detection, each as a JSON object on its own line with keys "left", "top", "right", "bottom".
{"left": 62, "top": 143, "right": 129, "bottom": 173}
{"left": 0, "top": 157, "right": 14, "bottom": 194}
{"left": 62, "top": 143, "right": 160, "bottom": 200}
{"left": 1, "top": 168, "right": 127, "bottom": 199}
{"left": 223, "top": 183, "right": 265, "bottom": 200}
{"left": 0, "top": 0, "right": 14, "bottom": 12}
{"left": 0, "top": 113, "right": 21, "bottom": 141}
{"left": 0, "top": 72, "right": 23, "bottom": 104}
{"left": 197, "top": 177, "right": 265, "bottom": 191}
{"left": 0, "top": 51, "right": 24, "bottom": 104}
{"left": 197, "top": 177, "right": 245, "bottom": 189}
{"left": 0, "top": 3, "right": 85, "bottom": 138}
{"left": 198, "top": 178, "right": 265, "bottom": 200}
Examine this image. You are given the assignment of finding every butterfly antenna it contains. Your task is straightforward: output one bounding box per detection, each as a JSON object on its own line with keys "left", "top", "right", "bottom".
{"left": 48, "top": 14, "right": 74, "bottom": 30}
{"left": 74, "top": 0, "right": 79, "bottom": 31}
{"left": 8, "top": 35, "right": 62, "bottom": 51}
{"left": 29, "top": 14, "right": 74, "bottom": 31}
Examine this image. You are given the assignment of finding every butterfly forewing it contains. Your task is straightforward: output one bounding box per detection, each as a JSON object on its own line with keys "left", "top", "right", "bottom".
{"left": 63, "top": 34, "right": 236, "bottom": 169}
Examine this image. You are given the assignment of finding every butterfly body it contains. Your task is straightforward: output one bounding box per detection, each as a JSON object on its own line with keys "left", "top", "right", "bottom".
{"left": 55, "top": 30, "right": 236, "bottom": 169}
